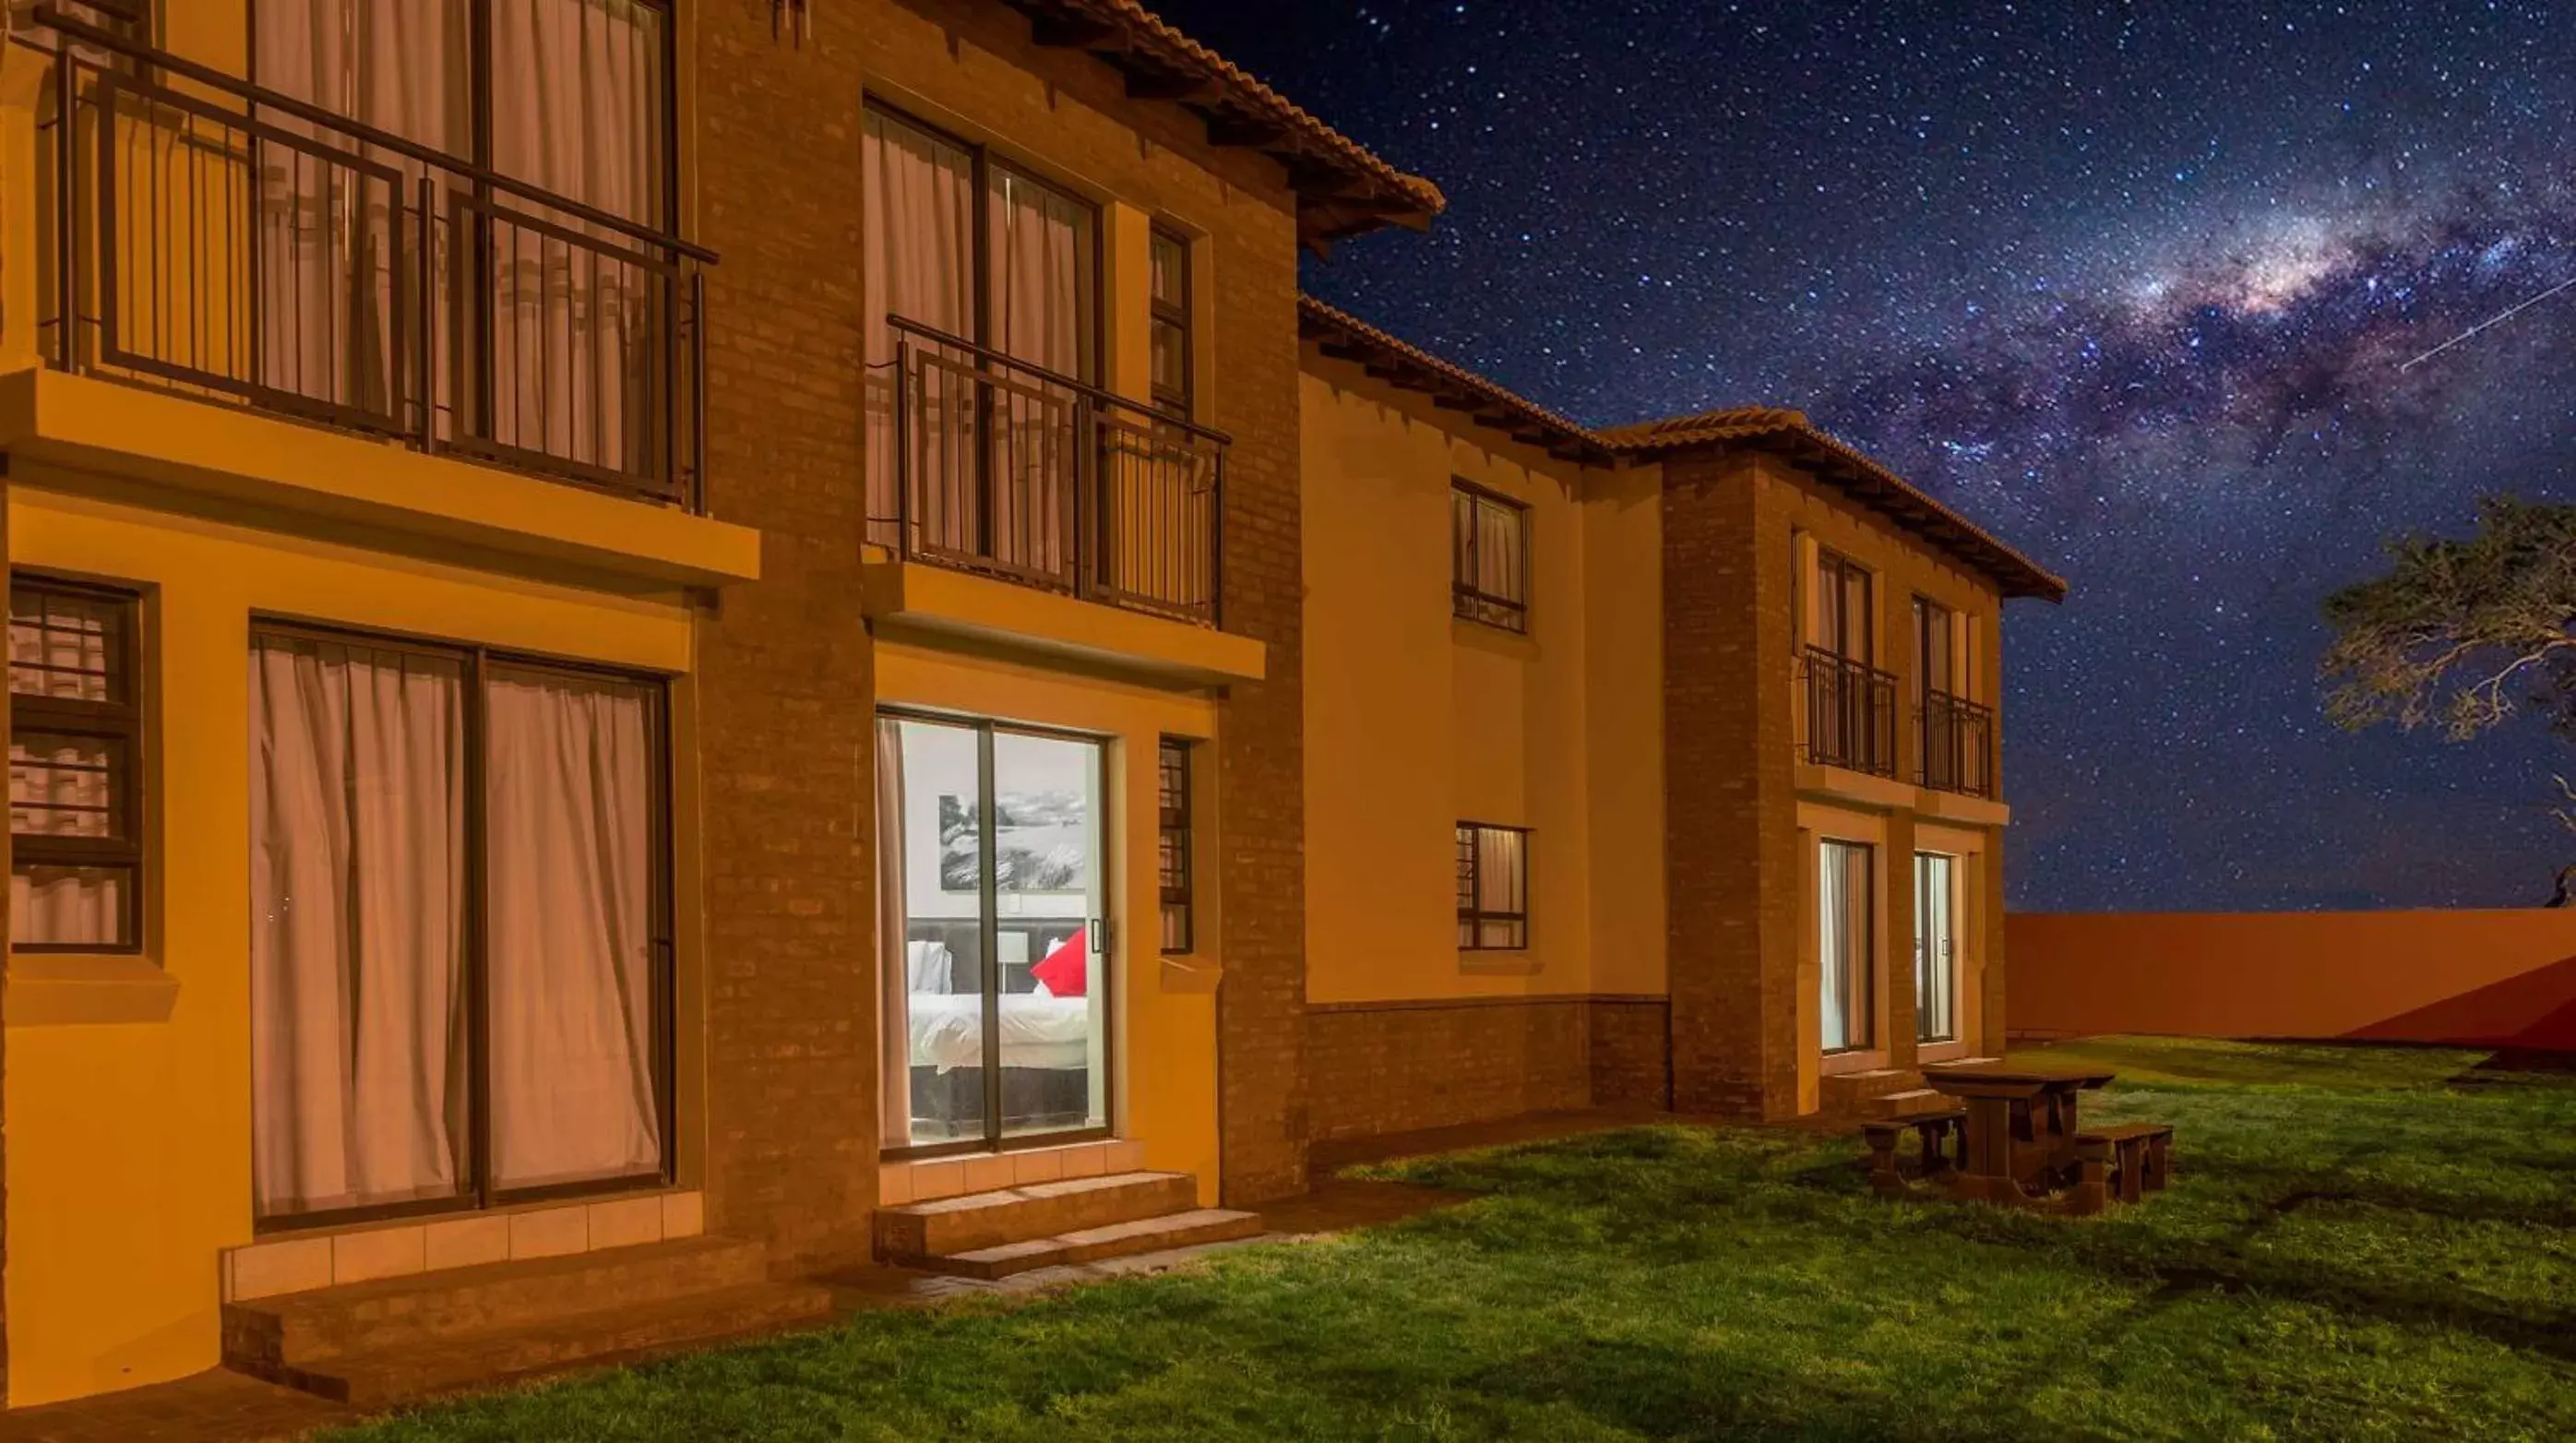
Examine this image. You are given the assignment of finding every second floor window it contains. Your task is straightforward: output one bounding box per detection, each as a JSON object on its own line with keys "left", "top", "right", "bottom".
{"left": 1451, "top": 483, "right": 1529, "bottom": 632}
{"left": 10, "top": 577, "right": 144, "bottom": 953}
{"left": 1914, "top": 596, "right": 1955, "bottom": 698}
{"left": 1457, "top": 822, "right": 1530, "bottom": 950}
{"left": 1150, "top": 228, "right": 1192, "bottom": 417}
{"left": 1816, "top": 548, "right": 1872, "bottom": 661}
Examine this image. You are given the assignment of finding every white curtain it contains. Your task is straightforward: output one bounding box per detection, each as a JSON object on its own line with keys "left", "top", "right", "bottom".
{"left": 987, "top": 171, "right": 1092, "bottom": 579}
{"left": 253, "top": 0, "right": 469, "bottom": 424}
{"left": 484, "top": 665, "right": 662, "bottom": 1190}
{"left": 487, "top": 0, "right": 666, "bottom": 477}
{"left": 862, "top": 111, "right": 975, "bottom": 551}
{"left": 876, "top": 718, "right": 913, "bottom": 1140}
{"left": 250, "top": 636, "right": 469, "bottom": 1219}
{"left": 1819, "top": 841, "right": 1870, "bottom": 1053}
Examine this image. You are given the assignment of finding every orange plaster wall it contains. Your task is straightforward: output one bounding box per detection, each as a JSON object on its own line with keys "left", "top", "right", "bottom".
{"left": 2008, "top": 910, "right": 2576, "bottom": 1050}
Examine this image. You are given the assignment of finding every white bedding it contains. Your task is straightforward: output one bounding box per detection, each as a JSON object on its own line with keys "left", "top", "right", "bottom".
{"left": 907, "top": 992, "right": 1092, "bottom": 1072}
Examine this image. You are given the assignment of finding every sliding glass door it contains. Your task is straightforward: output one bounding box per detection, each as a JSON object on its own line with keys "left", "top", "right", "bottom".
{"left": 877, "top": 712, "right": 1108, "bottom": 1155}
{"left": 248, "top": 627, "right": 673, "bottom": 1227}
{"left": 1914, "top": 853, "right": 1959, "bottom": 1043}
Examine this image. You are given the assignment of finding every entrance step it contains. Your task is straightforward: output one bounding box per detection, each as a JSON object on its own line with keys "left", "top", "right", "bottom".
{"left": 911, "top": 1208, "right": 1266, "bottom": 1281}
{"left": 1865, "top": 1088, "right": 1956, "bottom": 1119}
{"left": 875, "top": 1170, "right": 1199, "bottom": 1260}
{"left": 222, "top": 1234, "right": 834, "bottom": 1407}
{"left": 1819, "top": 1067, "right": 1926, "bottom": 1118}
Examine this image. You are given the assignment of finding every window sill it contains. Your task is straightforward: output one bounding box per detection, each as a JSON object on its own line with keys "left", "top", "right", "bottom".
{"left": 1457, "top": 951, "right": 1543, "bottom": 975}
{"left": 1451, "top": 614, "right": 1537, "bottom": 658}
{"left": 1819, "top": 1047, "right": 1889, "bottom": 1077}
{"left": 5, "top": 953, "right": 177, "bottom": 1026}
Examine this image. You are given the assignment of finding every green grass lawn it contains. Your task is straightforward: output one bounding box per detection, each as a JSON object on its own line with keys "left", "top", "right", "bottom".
{"left": 328, "top": 1037, "right": 2576, "bottom": 1442}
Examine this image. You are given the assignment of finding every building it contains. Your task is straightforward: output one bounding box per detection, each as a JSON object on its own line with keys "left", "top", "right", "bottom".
{"left": 0, "top": 0, "right": 2057, "bottom": 1411}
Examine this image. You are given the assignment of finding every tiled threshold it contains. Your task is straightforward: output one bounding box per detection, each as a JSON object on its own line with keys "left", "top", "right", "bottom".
{"left": 223, "top": 1190, "right": 706, "bottom": 1302}
{"left": 879, "top": 1138, "right": 1146, "bottom": 1207}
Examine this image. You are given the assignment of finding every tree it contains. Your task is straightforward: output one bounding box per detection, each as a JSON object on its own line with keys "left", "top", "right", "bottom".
{"left": 2321, "top": 495, "right": 2576, "bottom": 739}
{"left": 2323, "top": 495, "right": 2576, "bottom": 900}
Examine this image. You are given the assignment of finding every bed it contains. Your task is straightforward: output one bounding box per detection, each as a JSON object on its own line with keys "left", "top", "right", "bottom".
{"left": 901, "top": 930, "right": 1096, "bottom": 1137}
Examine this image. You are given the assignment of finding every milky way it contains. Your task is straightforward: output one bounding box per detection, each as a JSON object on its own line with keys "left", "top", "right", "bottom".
{"left": 1155, "top": 0, "right": 2576, "bottom": 910}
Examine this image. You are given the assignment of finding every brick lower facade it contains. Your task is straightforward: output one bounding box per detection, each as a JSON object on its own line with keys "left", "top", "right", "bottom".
{"left": 1663, "top": 455, "right": 1805, "bottom": 1118}
{"left": 1305, "top": 996, "right": 1676, "bottom": 1142}
{"left": 691, "top": 7, "right": 880, "bottom": 1273}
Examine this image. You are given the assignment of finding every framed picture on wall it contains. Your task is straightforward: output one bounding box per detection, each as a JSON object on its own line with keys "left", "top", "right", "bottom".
{"left": 937, "top": 791, "right": 1089, "bottom": 892}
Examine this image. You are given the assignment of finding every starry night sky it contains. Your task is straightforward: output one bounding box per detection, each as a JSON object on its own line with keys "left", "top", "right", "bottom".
{"left": 1157, "top": 0, "right": 2576, "bottom": 912}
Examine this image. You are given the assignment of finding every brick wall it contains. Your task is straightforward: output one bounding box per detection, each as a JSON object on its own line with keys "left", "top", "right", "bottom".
{"left": 1589, "top": 997, "right": 1672, "bottom": 1111}
{"left": 1306, "top": 997, "right": 1595, "bottom": 1142}
{"left": 690, "top": 6, "right": 879, "bottom": 1273}
{"left": 1663, "top": 453, "right": 1802, "bottom": 1117}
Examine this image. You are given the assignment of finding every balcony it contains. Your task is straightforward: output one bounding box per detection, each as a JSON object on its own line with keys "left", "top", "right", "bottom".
{"left": 1801, "top": 645, "right": 1897, "bottom": 778}
{"left": 30, "top": 10, "right": 708, "bottom": 509}
{"left": 1918, "top": 690, "right": 1997, "bottom": 799}
{"left": 870, "top": 317, "right": 1226, "bottom": 629}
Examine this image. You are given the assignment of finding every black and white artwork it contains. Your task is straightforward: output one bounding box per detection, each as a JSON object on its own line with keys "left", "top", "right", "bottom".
{"left": 938, "top": 791, "right": 1089, "bottom": 892}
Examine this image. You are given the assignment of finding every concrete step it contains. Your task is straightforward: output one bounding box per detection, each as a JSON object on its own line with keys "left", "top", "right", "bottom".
{"left": 876, "top": 1170, "right": 1198, "bottom": 1259}
{"left": 224, "top": 1234, "right": 769, "bottom": 1368}
{"left": 911, "top": 1208, "right": 1264, "bottom": 1282}
{"left": 247, "top": 1279, "right": 837, "bottom": 1408}
{"left": 1866, "top": 1088, "right": 1958, "bottom": 1119}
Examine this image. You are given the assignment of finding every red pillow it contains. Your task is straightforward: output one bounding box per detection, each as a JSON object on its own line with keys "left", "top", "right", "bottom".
{"left": 1032, "top": 926, "right": 1088, "bottom": 998}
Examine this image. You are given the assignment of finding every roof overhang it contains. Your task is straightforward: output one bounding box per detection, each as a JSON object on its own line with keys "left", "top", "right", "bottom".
{"left": 996, "top": 0, "right": 1445, "bottom": 252}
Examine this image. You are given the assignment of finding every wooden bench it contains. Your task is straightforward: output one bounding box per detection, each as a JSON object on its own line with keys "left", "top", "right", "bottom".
{"left": 1862, "top": 1107, "right": 1967, "bottom": 1196}
{"left": 2077, "top": 1122, "right": 2175, "bottom": 1204}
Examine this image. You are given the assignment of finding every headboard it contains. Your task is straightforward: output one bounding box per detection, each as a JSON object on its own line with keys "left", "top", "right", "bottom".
{"left": 906, "top": 917, "right": 1086, "bottom": 995}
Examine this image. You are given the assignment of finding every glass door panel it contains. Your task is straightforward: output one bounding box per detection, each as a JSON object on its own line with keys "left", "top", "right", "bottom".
{"left": 991, "top": 730, "right": 1105, "bottom": 1139}
{"left": 1914, "top": 853, "right": 1958, "bottom": 1043}
{"left": 1819, "top": 840, "right": 1873, "bottom": 1053}
{"left": 880, "top": 715, "right": 992, "bottom": 1148}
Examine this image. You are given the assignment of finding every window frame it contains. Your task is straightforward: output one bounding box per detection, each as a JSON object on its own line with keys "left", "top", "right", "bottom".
{"left": 1455, "top": 820, "right": 1532, "bottom": 952}
{"left": 1157, "top": 735, "right": 1194, "bottom": 955}
{"left": 1148, "top": 224, "right": 1192, "bottom": 419}
{"left": 862, "top": 98, "right": 1107, "bottom": 383}
{"left": 1450, "top": 480, "right": 1532, "bottom": 633}
{"left": 1819, "top": 838, "right": 1876, "bottom": 1055}
{"left": 247, "top": 615, "right": 679, "bottom": 1234}
{"left": 245, "top": 0, "right": 683, "bottom": 238}
{"left": 9, "top": 573, "right": 147, "bottom": 955}
{"left": 1816, "top": 547, "right": 1873, "bottom": 662}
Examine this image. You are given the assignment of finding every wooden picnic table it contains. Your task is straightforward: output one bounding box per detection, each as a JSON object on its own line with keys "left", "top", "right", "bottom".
{"left": 1918, "top": 1059, "right": 2116, "bottom": 1208}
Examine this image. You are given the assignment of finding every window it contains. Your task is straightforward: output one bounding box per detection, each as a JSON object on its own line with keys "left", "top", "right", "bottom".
{"left": 249, "top": 626, "right": 674, "bottom": 1225}
{"left": 861, "top": 103, "right": 1102, "bottom": 554}
{"left": 1158, "top": 736, "right": 1195, "bottom": 953}
{"left": 1914, "top": 596, "right": 1954, "bottom": 697}
{"left": 1816, "top": 549, "right": 1872, "bottom": 660}
{"left": 1456, "top": 822, "right": 1530, "bottom": 950}
{"left": 1819, "top": 839, "right": 1873, "bottom": 1052}
{"left": 1150, "top": 227, "right": 1192, "bottom": 417}
{"left": 1451, "top": 483, "right": 1530, "bottom": 631}
{"left": 9, "top": 577, "right": 144, "bottom": 952}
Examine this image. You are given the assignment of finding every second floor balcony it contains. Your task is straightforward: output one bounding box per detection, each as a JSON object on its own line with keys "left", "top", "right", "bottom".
{"left": 30, "top": 6, "right": 708, "bottom": 510}
{"left": 868, "top": 316, "right": 1228, "bottom": 629}
{"left": 1802, "top": 645, "right": 1897, "bottom": 778}
{"left": 1918, "top": 690, "right": 1998, "bottom": 799}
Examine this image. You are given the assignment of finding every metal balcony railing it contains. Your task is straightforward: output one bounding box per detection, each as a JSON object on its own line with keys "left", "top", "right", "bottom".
{"left": 1802, "top": 645, "right": 1898, "bottom": 778}
{"left": 873, "top": 316, "right": 1227, "bottom": 628}
{"left": 32, "top": 6, "right": 710, "bottom": 508}
{"left": 1919, "top": 690, "right": 1998, "bottom": 798}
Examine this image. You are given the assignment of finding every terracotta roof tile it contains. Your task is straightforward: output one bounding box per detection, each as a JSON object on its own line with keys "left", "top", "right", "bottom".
{"left": 997, "top": 1, "right": 1444, "bottom": 247}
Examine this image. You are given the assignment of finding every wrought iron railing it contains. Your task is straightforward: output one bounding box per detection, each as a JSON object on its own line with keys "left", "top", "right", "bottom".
{"left": 31, "top": 7, "right": 710, "bottom": 508}
{"left": 873, "top": 316, "right": 1227, "bottom": 628}
{"left": 1802, "top": 645, "right": 1897, "bottom": 777}
{"left": 1918, "top": 690, "right": 1997, "bottom": 798}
